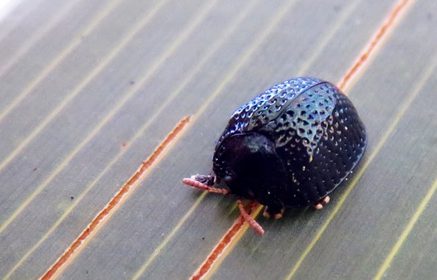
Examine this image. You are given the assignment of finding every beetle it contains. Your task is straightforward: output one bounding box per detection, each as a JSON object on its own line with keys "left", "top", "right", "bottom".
{"left": 183, "top": 77, "right": 367, "bottom": 235}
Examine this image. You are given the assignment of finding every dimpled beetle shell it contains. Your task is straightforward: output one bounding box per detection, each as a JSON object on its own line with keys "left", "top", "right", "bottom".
{"left": 212, "top": 77, "right": 366, "bottom": 212}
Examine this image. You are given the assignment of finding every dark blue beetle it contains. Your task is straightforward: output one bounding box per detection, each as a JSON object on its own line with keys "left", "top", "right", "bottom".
{"left": 184, "top": 77, "right": 366, "bottom": 235}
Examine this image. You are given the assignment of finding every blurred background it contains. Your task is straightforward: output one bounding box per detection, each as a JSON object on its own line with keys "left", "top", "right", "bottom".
{"left": 0, "top": 0, "right": 436, "bottom": 279}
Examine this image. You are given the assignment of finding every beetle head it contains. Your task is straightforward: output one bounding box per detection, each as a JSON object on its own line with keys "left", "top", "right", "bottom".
{"left": 213, "top": 132, "right": 287, "bottom": 203}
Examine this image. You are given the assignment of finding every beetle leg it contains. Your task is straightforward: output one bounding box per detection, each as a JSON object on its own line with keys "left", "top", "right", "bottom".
{"left": 182, "top": 177, "right": 229, "bottom": 195}
{"left": 263, "top": 203, "right": 285, "bottom": 219}
{"left": 237, "top": 200, "right": 264, "bottom": 236}
{"left": 191, "top": 174, "right": 216, "bottom": 186}
{"left": 262, "top": 209, "right": 270, "bottom": 219}
{"left": 313, "top": 195, "right": 330, "bottom": 210}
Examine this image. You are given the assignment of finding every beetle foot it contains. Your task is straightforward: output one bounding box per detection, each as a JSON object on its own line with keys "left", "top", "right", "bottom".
{"left": 263, "top": 207, "right": 284, "bottom": 220}
{"left": 262, "top": 209, "right": 270, "bottom": 219}
{"left": 313, "top": 196, "right": 330, "bottom": 210}
{"left": 237, "top": 200, "right": 265, "bottom": 236}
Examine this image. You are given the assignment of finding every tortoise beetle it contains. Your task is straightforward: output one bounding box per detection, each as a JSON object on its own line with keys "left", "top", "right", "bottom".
{"left": 183, "top": 77, "right": 367, "bottom": 235}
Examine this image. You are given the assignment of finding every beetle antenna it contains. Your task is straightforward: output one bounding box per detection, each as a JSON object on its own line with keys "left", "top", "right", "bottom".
{"left": 182, "top": 176, "right": 229, "bottom": 195}
{"left": 237, "top": 200, "right": 265, "bottom": 236}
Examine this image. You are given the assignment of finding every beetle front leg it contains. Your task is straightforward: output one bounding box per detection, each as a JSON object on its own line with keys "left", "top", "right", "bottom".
{"left": 182, "top": 175, "right": 229, "bottom": 195}
{"left": 237, "top": 200, "right": 264, "bottom": 235}
{"left": 190, "top": 174, "right": 215, "bottom": 186}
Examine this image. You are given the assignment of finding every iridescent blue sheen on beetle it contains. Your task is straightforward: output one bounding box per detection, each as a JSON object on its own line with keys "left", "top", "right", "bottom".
{"left": 212, "top": 76, "right": 366, "bottom": 215}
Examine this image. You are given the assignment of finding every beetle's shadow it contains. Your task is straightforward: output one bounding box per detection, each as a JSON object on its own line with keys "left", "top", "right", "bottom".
{"left": 263, "top": 207, "right": 310, "bottom": 232}
{"left": 188, "top": 190, "right": 241, "bottom": 220}
{"left": 186, "top": 180, "right": 355, "bottom": 233}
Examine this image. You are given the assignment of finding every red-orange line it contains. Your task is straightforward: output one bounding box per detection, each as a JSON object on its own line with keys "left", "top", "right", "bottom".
{"left": 191, "top": 203, "right": 258, "bottom": 280}
{"left": 337, "top": 0, "right": 411, "bottom": 90}
{"left": 190, "top": 0, "right": 413, "bottom": 278}
{"left": 40, "top": 116, "right": 191, "bottom": 280}
{"left": 192, "top": 217, "right": 245, "bottom": 280}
